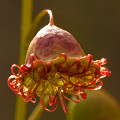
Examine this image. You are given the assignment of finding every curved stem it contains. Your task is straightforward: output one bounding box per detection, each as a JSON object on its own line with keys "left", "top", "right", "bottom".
{"left": 46, "top": 9, "right": 54, "bottom": 26}
{"left": 19, "top": 0, "right": 33, "bottom": 65}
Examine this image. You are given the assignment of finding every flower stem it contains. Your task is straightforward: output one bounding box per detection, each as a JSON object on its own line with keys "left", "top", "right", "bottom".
{"left": 28, "top": 97, "right": 49, "bottom": 120}
{"left": 14, "top": 0, "right": 33, "bottom": 120}
{"left": 19, "top": 0, "right": 33, "bottom": 64}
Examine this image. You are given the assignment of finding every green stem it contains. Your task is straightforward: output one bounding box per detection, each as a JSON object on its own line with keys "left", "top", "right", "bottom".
{"left": 19, "top": 0, "right": 33, "bottom": 64}
{"left": 28, "top": 97, "right": 49, "bottom": 120}
{"left": 14, "top": 0, "right": 33, "bottom": 120}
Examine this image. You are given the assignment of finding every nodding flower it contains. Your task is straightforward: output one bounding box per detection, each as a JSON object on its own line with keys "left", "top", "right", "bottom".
{"left": 7, "top": 9, "right": 111, "bottom": 113}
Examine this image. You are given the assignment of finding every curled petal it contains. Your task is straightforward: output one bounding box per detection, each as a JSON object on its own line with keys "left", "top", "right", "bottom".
{"left": 63, "top": 94, "right": 80, "bottom": 103}
{"left": 11, "top": 64, "right": 21, "bottom": 77}
{"left": 100, "top": 58, "right": 107, "bottom": 65}
{"left": 22, "top": 81, "right": 41, "bottom": 102}
{"left": 49, "top": 96, "right": 57, "bottom": 106}
{"left": 49, "top": 96, "right": 55, "bottom": 106}
{"left": 100, "top": 67, "right": 111, "bottom": 77}
{"left": 84, "top": 79, "right": 103, "bottom": 90}
{"left": 87, "top": 80, "right": 96, "bottom": 86}
{"left": 58, "top": 91, "right": 68, "bottom": 113}
{"left": 8, "top": 75, "right": 16, "bottom": 91}
{"left": 80, "top": 90, "right": 87, "bottom": 100}
{"left": 30, "top": 53, "right": 38, "bottom": 69}
{"left": 73, "top": 54, "right": 92, "bottom": 75}
{"left": 7, "top": 75, "right": 23, "bottom": 92}
{"left": 30, "top": 96, "right": 36, "bottom": 103}
{"left": 87, "top": 54, "right": 92, "bottom": 68}
{"left": 40, "top": 97, "right": 58, "bottom": 112}
{"left": 55, "top": 53, "right": 67, "bottom": 66}
{"left": 22, "top": 94, "right": 34, "bottom": 102}
{"left": 20, "top": 65, "right": 29, "bottom": 74}
{"left": 60, "top": 53, "right": 67, "bottom": 64}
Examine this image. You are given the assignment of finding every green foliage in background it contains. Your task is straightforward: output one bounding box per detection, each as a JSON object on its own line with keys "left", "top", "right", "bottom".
{"left": 67, "top": 90, "right": 120, "bottom": 120}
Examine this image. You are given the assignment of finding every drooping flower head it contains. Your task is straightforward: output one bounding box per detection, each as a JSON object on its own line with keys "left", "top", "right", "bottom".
{"left": 8, "top": 10, "right": 111, "bottom": 113}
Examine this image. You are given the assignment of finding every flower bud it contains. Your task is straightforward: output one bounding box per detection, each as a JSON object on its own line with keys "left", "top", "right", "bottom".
{"left": 25, "top": 13, "right": 85, "bottom": 65}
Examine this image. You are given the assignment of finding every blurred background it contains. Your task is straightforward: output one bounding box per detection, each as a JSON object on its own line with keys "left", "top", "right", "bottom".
{"left": 0, "top": 0, "right": 120, "bottom": 119}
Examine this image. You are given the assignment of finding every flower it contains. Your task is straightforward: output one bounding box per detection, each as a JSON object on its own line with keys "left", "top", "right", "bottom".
{"left": 7, "top": 10, "right": 111, "bottom": 113}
